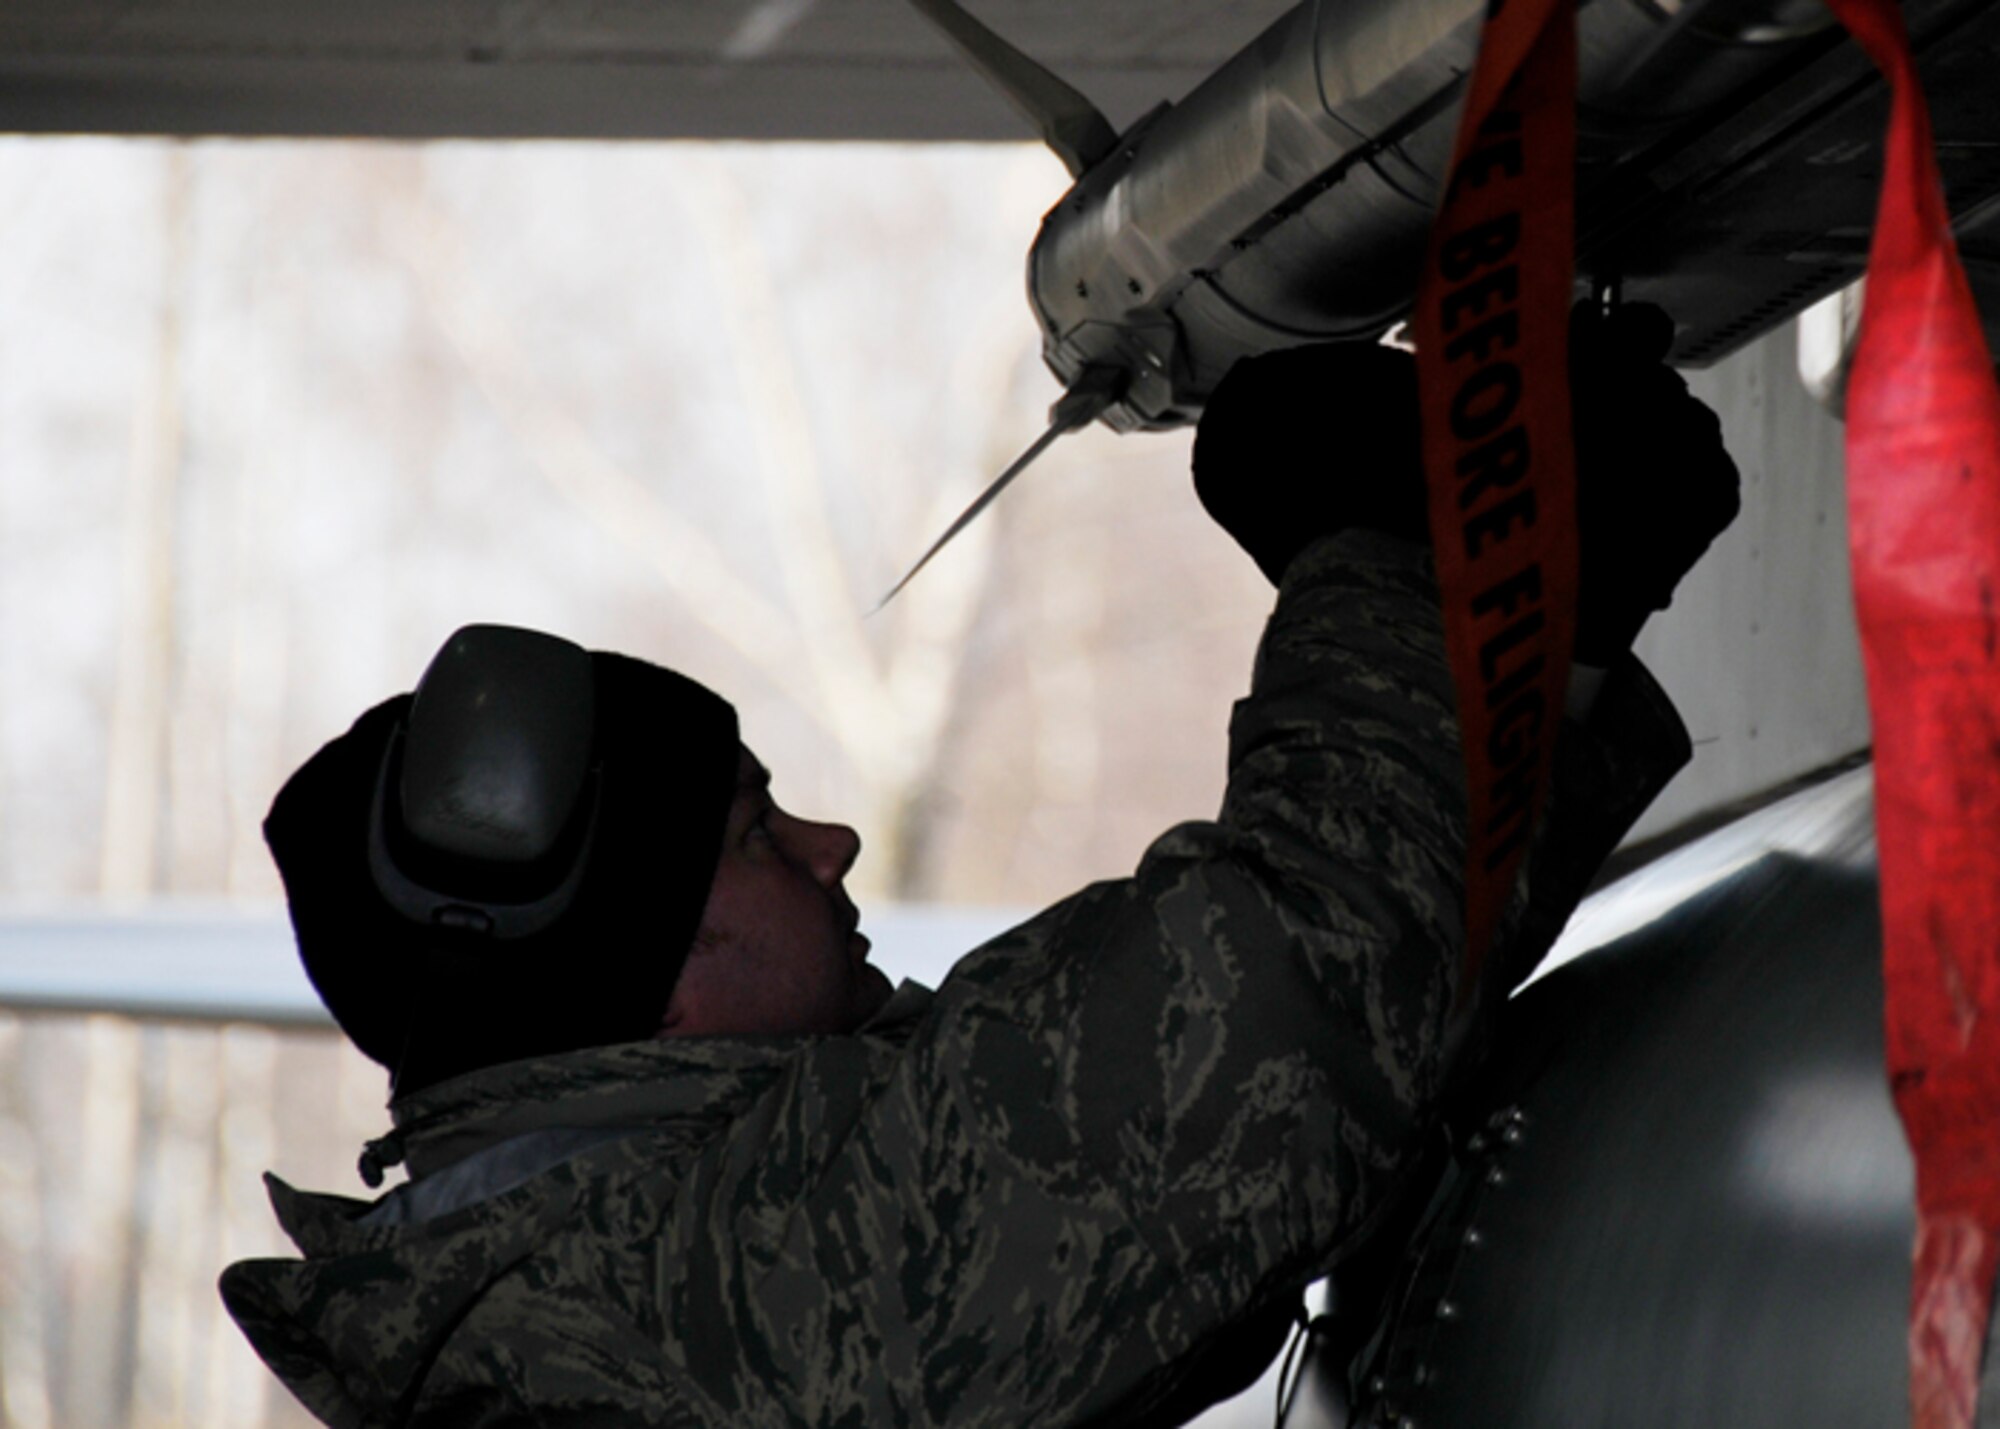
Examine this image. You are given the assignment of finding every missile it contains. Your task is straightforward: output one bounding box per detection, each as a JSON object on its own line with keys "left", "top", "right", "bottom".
{"left": 884, "top": 0, "right": 2000, "bottom": 595}
{"left": 1022, "top": 0, "right": 2000, "bottom": 432}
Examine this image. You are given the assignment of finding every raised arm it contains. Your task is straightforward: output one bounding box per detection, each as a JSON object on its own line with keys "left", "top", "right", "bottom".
{"left": 676, "top": 324, "right": 1733, "bottom": 1426}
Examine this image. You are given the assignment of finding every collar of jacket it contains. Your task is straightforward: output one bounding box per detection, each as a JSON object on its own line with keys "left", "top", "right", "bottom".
{"left": 380, "top": 978, "right": 936, "bottom": 1182}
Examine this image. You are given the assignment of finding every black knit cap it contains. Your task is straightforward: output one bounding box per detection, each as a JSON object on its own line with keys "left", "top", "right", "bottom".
{"left": 265, "top": 640, "right": 738, "bottom": 1094}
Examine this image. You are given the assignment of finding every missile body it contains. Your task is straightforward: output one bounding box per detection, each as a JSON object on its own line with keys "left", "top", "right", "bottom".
{"left": 1031, "top": 0, "right": 2000, "bottom": 431}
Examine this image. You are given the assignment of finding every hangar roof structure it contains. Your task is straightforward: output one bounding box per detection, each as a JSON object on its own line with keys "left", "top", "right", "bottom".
{"left": 0, "top": 0, "right": 1296, "bottom": 141}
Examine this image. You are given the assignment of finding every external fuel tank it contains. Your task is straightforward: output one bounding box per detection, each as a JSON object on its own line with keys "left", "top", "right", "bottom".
{"left": 1295, "top": 767, "right": 1921, "bottom": 1427}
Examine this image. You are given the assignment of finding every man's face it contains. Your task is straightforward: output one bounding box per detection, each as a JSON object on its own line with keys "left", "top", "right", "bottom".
{"left": 658, "top": 748, "right": 893, "bottom": 1038}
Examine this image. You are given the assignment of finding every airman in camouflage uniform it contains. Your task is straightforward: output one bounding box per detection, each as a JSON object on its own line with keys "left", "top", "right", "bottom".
{"left": 222, "top": 525, "right": 1694, "bottom": 1426}
{"left": 225, "top": 316, "right": 1738, "bottom": 1426}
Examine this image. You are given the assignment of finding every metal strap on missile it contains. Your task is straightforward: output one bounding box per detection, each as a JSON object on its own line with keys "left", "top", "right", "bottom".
{"left": 1822, "top": 1, "right": 2000, "bottom": 1423}
{"left": 1411, "top": 0, "right": 1578, "bottom": 1002}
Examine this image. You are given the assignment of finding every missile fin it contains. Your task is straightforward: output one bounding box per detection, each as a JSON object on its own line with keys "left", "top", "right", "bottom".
{"left": 902, "top": 0, "right": 1118, "bottom": 178}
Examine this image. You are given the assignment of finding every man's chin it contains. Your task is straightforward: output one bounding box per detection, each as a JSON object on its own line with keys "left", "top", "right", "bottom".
{"left": 850, "top": 965, "right": 896, "bottom": 1029}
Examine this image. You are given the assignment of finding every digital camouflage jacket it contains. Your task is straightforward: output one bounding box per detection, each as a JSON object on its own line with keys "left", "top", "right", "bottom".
{"left": 222, "top": 531, "right": 1692, "bottom": 1427}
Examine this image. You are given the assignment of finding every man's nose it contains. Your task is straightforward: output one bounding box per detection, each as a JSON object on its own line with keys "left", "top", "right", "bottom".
{"left": 791, "top": 817, "right": 861, "bottom": 886}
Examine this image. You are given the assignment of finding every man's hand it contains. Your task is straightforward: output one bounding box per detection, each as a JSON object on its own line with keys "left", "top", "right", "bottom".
{"left": 1569, "top": 303, "right": 1741, "bottom": 662}
{"left": 1191, "top": 341, "right": 1429, "bottom": 586}
{"left": 1191, "top": 307, "right": 1741, "bottom": 660}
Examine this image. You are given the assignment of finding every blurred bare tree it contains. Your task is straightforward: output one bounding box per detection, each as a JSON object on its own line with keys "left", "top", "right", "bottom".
{"left": 0, "top": 136, "right": 1275, "bottom": 1427}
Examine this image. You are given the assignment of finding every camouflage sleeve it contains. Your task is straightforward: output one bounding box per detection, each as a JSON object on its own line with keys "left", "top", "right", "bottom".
{"left": 659, "top": 529, "right": 1688, "bottom": 1427}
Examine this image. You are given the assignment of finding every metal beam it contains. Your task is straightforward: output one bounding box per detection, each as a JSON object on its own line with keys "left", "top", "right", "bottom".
{"left": 0, "top": 0, "right": 1297, "bottom": 141}
{"left": 0, "top": 904, "right": 1021, "bottom": 1024}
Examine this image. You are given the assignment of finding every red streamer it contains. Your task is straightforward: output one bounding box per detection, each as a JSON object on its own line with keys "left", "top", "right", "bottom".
{"left": 1419, "top": 1, "right": 2000, "bottom": 1416}
{"left": 1413, "top": 0, "right": 1579, "bottom": 991}
{"left": 1820, "top": 0, "right": 2000, "bottom": 1422}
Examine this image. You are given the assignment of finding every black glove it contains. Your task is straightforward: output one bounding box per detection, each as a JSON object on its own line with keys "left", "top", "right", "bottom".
{"left": 1191, "top": 340, "right": 1428, "bottom": 587}
{"left": 1191, "top": 307, "right": 1741, "bottom": 661}
{"left": 1569, "top": 302, "right": 1741, "bottom": 662}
